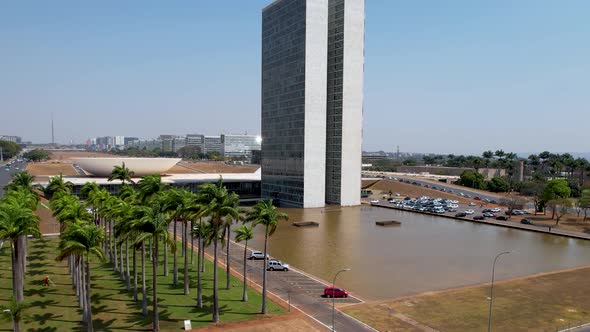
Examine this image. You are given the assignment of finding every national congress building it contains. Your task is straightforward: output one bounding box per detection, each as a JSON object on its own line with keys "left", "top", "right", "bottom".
{"left": 261, "top": 0, "right": 364, "bottom": 208}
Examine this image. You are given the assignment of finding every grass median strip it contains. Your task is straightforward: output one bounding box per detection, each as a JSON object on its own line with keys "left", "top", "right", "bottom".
{"left": 0, "top": 238, "right": 285, "bottom": 331}
{"left": 343, "top": 266, "right": 590, "bottom": 332}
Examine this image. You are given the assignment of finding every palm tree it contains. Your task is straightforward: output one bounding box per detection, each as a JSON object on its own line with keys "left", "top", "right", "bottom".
{"left": 0, "top": 296, "right": 31, "bottom": 332}
{"left": 45, "top": 174, "right": 74, "bottom": 199}
{"left": 137, "top": 174, "right": 166, "bottom": 204}
{"left": 221, "top": 192, "right": 241, "bottom": 290}
{"left": 246, "top": 199, "right": 288, "bottom": 314}
{"left": 190, "top": 218, "right": 208, "bottom": 308}
{"left": 197, "top": 178, "right": 240, "bottom": 323}
{"left": 133, "top": 202, "right": 176, "bottom": 332}
{"left": 482, "top": 150, "right": 494, "bottom": 167}
{"left": 0, "top": 200, "right": 41, "bottom": 303}
{"left": 56, "top": 221, "right": 105, "bottom": 332}
{"left": 4, "top": 171, "right": 39, "bottom": 194}
{"left": 234, "top": 225, "right": 253, "bottom": 302}
{"left": 108, "top": 162, "right": 136, "bottom": 185}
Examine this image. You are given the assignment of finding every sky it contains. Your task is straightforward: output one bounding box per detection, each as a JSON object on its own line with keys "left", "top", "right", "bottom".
{"left": 0, "top": 0, "right": 589, "bottom": 154}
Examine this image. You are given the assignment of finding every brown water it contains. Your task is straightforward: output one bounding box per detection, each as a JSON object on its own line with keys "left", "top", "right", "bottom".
{"left": 246, "top": 206, "right": 590, "bottom": 300}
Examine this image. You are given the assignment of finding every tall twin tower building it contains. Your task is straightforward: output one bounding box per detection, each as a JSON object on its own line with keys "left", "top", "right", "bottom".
{"left": 261, "top": 0, "right": 365, "bottom": 208}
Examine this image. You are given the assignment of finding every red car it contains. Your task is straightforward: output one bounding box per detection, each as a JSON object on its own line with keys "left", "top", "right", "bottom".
{"left": 324, "top": 286, "right": 349, "bottom": 298}
{"left": 474, "top": 196, "right": 481, "bottom": 201}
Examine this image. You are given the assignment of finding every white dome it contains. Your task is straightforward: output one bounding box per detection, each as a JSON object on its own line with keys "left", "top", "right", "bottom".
{"left": 71, "top": 157, "right": 181, "bottom": 177}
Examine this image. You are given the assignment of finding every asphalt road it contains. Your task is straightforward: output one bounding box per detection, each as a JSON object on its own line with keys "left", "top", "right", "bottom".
{"left": 0, "top": 159, "right": 27, "bottom": 198}
{"left": 381, "top": 175, "right": 501, "bottom": 202}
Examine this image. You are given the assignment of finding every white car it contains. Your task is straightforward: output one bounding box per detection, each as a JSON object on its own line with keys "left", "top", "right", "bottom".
{"left": 463, "top": 209, "right": 475, "bottom": 215}
{"left": 491, "top": 208, "right": 501, "bottom": 213}
{"left": 248, "top": 251, "right": 269, "bottom": 260}
{"left": 468, "top": 202, "right": 477, "bottom": 206}
{"left": 370, "top": 199, "right": 379, "bottom": 204}
{"left": 448, "top": 204, "right": 459, "bottom": 208}
{"left": 267, "top": 260, "right": 289, "bottom": 271}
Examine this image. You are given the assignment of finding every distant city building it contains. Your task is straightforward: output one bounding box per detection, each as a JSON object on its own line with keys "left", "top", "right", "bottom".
{"left": 362, "top": 152, "right": 388, "bottom": 163}
{"left": 124, "top": 137, "right": 139, "bottom": 147}
{"left": 173, "top": 136, "right": 186, "bottom": 152}
{"left": 203, "top": 136, "right": 223, "bottom": 155}
{"left": 222, "top": 134, "right": 261, "bottom": 159}
{"left": 159, "top": 135, "right": 175, "bottom": 152}
{"left": 261, "top": 0, "right": 364, "bottom": 208}
{"left": 0, "top": 135, "right": 22, "bottom": 143}
{"left": 114, "top": 136, "right": 125, "bottom": 147}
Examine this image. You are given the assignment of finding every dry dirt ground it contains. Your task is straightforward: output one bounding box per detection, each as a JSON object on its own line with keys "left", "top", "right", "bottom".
{"left": 508, "top": 213, "right": 590, "bottom": 234}
{"left": 179, "top": 161, "right": 259, "bottom": 174}
{"left": 344, "top": 266, "right": 590, "bottom": 332}
{"left": 48, "top": 150, "right": 117, "bottom": 161}
{"left": 26, "top": 163, "right": 78, "bottom": 176}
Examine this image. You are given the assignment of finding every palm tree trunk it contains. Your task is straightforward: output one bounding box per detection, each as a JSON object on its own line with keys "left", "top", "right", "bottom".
{"left": 196, "top": 234, "right": 202, "bottom": 308}
{"left": 226, "top": 225, "right": 231, "bottom": 290}
{"left": 81, "top": 255, "right": 87, "bottom": 323}
{"left": 125, "top": 239, "right": 131, "bottom": 290}
{"left": 141, "top": 242, "right": 148, "bottom": 316}
{"left": 110, "top": 220, "right": 115, "bottom": 264}
{"left": 12, "top": 316, "right": 20, "bottom": 332}
{"left": 183, "top": 222, "right": 189, "bottom": 295}
{"left": 152, "top": 235, "right": 160, "bottom": 332}
{"left": 14, "top": 237, "right": 24, "bottom": 302}
{"left": 120, "top": 243, "right": 125, "bottom": 280}
{"left": 163, "top": 236, "right": 168, "bottom": 277}
{"left": 242, "top": 241, "right": 248, "bottom": 302}
{"left": 86, "top": 254, "right": 93, "bottom": 332}
{"left": 190, "top": 220, "right": 194, "bottom": 264}
{"left": 149, "top": 238, "right": 152, "bottom": 262}
{"left": 173, "top": 220, "right": 178, "bottom": 286}
{"left": 11, "top": 239, "right": 22, "bottom": 302}
{"left": 21, "top": 236, "right": 27, "bottom": 274}
{"left": 133, "top": 246, "right": 138, "bottom": 302}
{"left": 114, "top": 223, "right": 119, "bottom": 272}
{"left": 261, "top": 232, "right": 268, "bottom": 314}
{"left": 212, "top": 233, "right": 219, "bottom": 323}
{"left": 200, "top": 237, "right": 205, "bottom": 273}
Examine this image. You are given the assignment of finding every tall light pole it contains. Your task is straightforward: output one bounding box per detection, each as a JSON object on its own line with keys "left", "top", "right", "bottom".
{"left": 488, "top": 251, "right": 514, "bottom": 332}
{"left": 332, "top": 268, "right": 350, "bottom": 331}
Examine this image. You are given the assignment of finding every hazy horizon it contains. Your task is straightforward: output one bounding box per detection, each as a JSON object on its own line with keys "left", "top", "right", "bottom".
{"left": 1, "top": 1, "right": 589, "bottom": 154}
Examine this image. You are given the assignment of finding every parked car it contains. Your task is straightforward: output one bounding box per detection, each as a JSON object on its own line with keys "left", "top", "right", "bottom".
{"left": 483, "top": 212, "right": 495, "bottom": 218}
{"left": 455, "top": 212, "right": 467, "bottom": 218}
{"left": 464, "top": 209, "right": 475, "bottom": 215}
{"left": 496, "top": 216, "right": 508, "bottom": 221}
{"left": 473, "top": 215, "right": 485, "bottom": 221}
{"left": 370, "top": 199, "right": 379, "bottom": 204}
{"left": 267, "top": 260, "right": 289, "bottom": 271}
{"left": 248, "top": 251, "right": 269, "bottom": 260}
{"left": 520, "top": 218, "right": 533, "bottom": 225}
{"left": 468, "top": 202, "right": 477, "bottom": 206}
{"left": 474, "top": 196, "right": 481, "bottom": 201}
{"left": 324, "top": 286, "right": 349, "bottom": 298}
{"left": 491, "top": 208, "right": 501, "bottom": 213}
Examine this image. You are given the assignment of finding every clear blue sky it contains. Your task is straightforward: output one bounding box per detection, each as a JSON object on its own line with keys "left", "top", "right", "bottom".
{"left": 1, "top": 0, "right": 588, "bottom": 154}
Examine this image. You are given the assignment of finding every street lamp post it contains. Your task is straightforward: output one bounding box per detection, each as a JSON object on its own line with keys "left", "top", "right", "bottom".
{"left": 488, "top": 251, "right": 514, "bottom": 332}
{"left": 331, "top": 268, "right": 350, "bottom": 331}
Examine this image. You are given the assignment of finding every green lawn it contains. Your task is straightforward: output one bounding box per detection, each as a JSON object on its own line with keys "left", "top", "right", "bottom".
{"left": 0, "top": 238, "right": 284, "bottom": 331}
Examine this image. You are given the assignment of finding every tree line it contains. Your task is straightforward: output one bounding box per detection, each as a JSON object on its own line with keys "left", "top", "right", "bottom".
{"left": 0, "top": 140, "right": 22, "bottom": 160}
{"left": 1, "top": 165, "right": 288, "bottom": 331}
